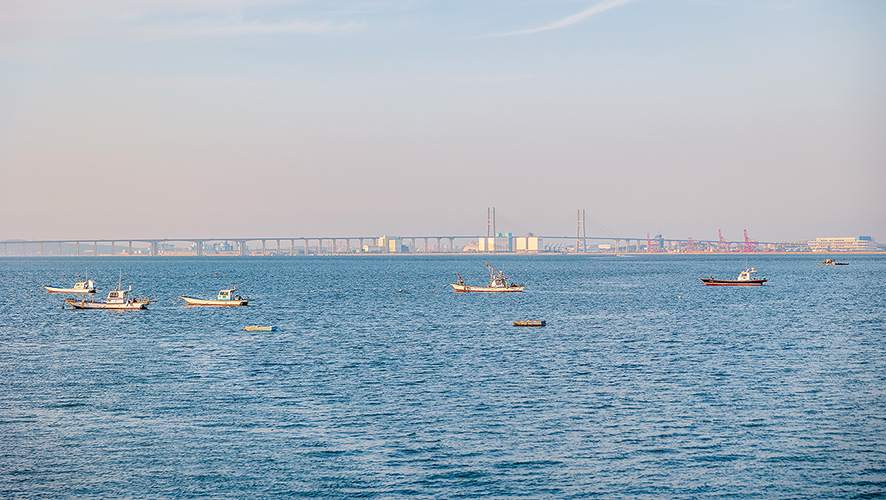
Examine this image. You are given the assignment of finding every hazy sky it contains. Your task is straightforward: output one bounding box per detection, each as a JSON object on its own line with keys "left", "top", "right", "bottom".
{"left": 1, "top": 0, "right": 884, "bottom": 243}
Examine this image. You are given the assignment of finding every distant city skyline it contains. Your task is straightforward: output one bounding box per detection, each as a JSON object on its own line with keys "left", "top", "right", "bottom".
{"left": 2, "top": 1, "right": 884, "bottom": 242}
{"left": 2, "top": 231, "right": 878, "bottom": 257}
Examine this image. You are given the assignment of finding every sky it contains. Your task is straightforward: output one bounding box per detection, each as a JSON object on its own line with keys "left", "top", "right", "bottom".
{"left": 1, "top": 0, "right": 884, "bottom": 243}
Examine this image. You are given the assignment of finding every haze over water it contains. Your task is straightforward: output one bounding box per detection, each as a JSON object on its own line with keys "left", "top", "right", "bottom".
{"left": 1, "top": 255, "right": 884, "bottom": 498}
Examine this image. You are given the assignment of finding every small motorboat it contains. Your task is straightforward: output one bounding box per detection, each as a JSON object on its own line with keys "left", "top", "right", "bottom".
{"left": 65, "top": 278, "right": 156, "bottom": 310}
{"left": 818, "top": 258, "right": 848, "bottom": 265}
{"left": 699, "top": 267, "right": 768, "bottom": 286}
{"left": 44, "top": 269, "right": 97, "bottom": 294}
{"left": 180, "top": 285, "right": 248, "bottom": 306}
{"left": 450, "top": 263, "right": 524, "bottom": 293}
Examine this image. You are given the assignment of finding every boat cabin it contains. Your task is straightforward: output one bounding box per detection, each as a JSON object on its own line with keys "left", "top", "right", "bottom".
{"left": 736, "top": 268, "right": 757, "bottom": 281}
{"left": 106, "top": 286, "right": 133, "bottom": 303}
{"left": 74, "top": 279, "right": 96, "bottom": 291}
{"left": 217, "top": 286, "right": 243, "bottom": 301}
{"left": 490, "top": 270, "right": 509, "bottom": 288}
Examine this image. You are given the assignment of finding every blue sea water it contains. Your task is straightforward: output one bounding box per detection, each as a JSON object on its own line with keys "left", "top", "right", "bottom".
{"left": 1, "top": 254, "right": 884, "bottom": 499}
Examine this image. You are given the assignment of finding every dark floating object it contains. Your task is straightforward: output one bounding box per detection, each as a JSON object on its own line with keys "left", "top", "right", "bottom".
{"left": 819, "top": 258, "right": 848, "bottom": 265}
{"left": 514, "top": 320, "right": 545, "bottom": 327}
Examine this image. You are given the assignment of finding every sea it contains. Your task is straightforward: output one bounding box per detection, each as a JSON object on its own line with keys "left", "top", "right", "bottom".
{"left": 1, "top": 254, "right": 884, "bottom": 499}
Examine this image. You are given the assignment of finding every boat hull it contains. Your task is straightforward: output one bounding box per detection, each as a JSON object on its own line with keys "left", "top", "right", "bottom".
{"left": 65, "top": 298, "right": 149, "bottom": 310}
{"left": 44, "top": 286, "right": 96, "bottom": 294}
{"left": 450, "top": 283, "right": 524, "bottom": 293}
{"left": 699, "top": 278, "right": 768, "bottom": 286}
{"left": 180, "top": 296, "right": 248, "bottom": 306}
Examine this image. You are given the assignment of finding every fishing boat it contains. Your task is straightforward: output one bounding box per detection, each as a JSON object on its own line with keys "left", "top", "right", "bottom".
{"left": 43, "top": 269, "right": 97, "bottom": 294}
{"left": 65, "top": 274, "right": 155, "bottom": 310}
{"left": 699, "top": 267, "right": 768, "bottom": 286}
{"left": 450, "top": 263, "right": 525, "bottom": 293}
{"left": 819, "top": 258, "right": 848, "bottom": 265}
{"left": 179, "top": 286, "right": 248, "bottom": 306}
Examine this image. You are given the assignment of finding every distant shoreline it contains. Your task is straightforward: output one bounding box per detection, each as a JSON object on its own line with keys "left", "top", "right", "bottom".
{"left": 3, "top": 251, "right": 884, "bottom": 258}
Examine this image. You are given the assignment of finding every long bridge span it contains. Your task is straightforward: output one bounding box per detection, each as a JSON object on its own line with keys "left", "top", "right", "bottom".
{"left": 1, "top": 234, "right": 789, "bottom": 257}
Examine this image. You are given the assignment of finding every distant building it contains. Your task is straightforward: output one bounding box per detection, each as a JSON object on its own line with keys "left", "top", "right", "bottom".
{"left": 461, "top": 241, "right": 480, "bottom": 252}
{"left": 774, "top": 240, "right": 810, "bottom": 252}
{"left": 479, "top": 233, "right": 513, "bottom": 252}
{"left": 808, "top": 236, "right": 876, "bottom": 252}
{"left": 363, "top": 235, "right": 404, "bottom": 253}
{"left": 514, "top": 235, "right": 543, "bottom": 253}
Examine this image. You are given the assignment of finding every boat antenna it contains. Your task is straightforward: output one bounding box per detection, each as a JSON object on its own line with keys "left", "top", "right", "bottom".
{"left": 118, "top": 270, "right": 122, "bottom": 290}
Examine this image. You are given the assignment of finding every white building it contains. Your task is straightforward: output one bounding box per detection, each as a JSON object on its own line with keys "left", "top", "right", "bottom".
{"left": 808, "top": 236, "right": 876, "bottom": 252}
{"left": 514, "top": 235, "right": 543, "bottom": 253}
{"left": 363, "top": 235, "right": 404, "bottom": 253}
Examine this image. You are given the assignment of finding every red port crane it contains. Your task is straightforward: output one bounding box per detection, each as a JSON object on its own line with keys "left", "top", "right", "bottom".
{"left": 718, "top": 230, "right": 731, "bottom": 252}
{"left": 742, "top": 229, "right": 757, "bottom": 252}
{"left": 646, "top": 233, "right": 658, "bottom": 253}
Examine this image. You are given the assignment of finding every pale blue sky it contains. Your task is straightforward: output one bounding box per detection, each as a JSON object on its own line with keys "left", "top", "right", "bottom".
{"left": 1, "top": 0, "right": 884, "bottom": 242}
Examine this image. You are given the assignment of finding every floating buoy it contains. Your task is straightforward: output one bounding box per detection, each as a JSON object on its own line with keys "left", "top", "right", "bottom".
{"left": 514, "top": 320, "right": 545, "bottom": 327}
{"left": 245, "top": 326, "right": 276, "bottom": 332}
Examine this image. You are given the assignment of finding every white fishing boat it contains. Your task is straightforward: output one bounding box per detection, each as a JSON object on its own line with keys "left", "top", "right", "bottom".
{"left": 44, "top": 269, "right": 97, "bottom": 294}
{"left": 450, "top": 263, "right": 525, "bottom": 293}
{"left": 699, "top": 267, "right": 768, "bottom": 286}
{"left": 180, "top": 286, "right": 248, "bottom": 306}
{"left": 65, "top": 274, "right": 155, "bottom": 310}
